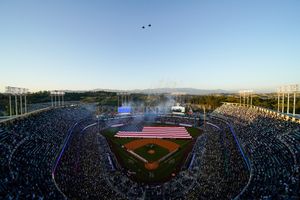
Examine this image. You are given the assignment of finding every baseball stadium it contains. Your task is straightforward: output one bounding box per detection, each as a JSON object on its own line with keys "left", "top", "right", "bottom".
{"left": 1, "top": 1, "right": 300, "bottom": 200}
{"left": 1, "top": 91, "right": 300, "bottom": 200}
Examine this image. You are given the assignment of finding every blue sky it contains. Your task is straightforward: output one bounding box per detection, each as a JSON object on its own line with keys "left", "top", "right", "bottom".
{"left": 0, "top": 0, "right": 299, "bottom": 92}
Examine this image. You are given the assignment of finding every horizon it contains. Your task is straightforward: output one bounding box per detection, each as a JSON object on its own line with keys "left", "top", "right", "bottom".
{"left": 0, "top": 86, "right": 284, "bottom": 94}
{"left": 1, "top": 1, "right": 300, "bottom": 92}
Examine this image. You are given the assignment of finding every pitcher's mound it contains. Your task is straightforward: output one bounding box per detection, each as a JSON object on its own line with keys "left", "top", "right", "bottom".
{"left": 147, "top": 149, "right": 155, "bottom": 154}
{"left": 145, "top": 162, "right": 159, "bottom": 170}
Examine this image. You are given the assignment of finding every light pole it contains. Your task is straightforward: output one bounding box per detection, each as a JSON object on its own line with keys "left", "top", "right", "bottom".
{"left": 282, "top": 89, "right": 285, "bottom": 113}
{"left": 293, "top": 91, "right": 296, "bottom": 116}
{"left": 203, "top": 106, "right": 206, "bottom": 129}
{"left": 290, "top": 84, "right": 299, "bottom": 116}
{"left": 239, "top": 90, "right": 253, "bottom": 107}
{"left": 54, "top": 92, "right": 57, "bottom": 107}
{"left": 58, "top": 93, "right": 60, "bottom": 106}
{"left": 24, "top": 94, "right": 27, "bottom": 113}
{"left": 62, "top": 92, "right": 65, "bottom": 106}
{"left": 50, "top": 90, "right": 65, "bottom": 108}
{"left": 20, "top": 94, "right": 23, "bottom": 115}
{"left": 243, "top": 91, "right": 245, "bottom": 106}
{"left": 247, "top": 92, "right": 249, "bottom": 106}
{"left": 51, "top": 93, "right": 54, "bottom": 107}
{"left": 287, "top": 88, "right": 290, "bottom": 114}
{"left": 278, "top": 84, "right": 298, "bottom": 115}
{"left": 5, "top": 86, "right": 29, "bottom": 117}
{"left": 117, "top": 94, "right": 119, "bottom": 107}
{"left": 250, "top": 91, "right": 253, "bottom": 107}
{"left": 15, "top": 95, "right": 18, "bottom": 116}
{"left": 9, "top": 95, "right": 12, "bottom": 117}
{"left": 277, "top": 88, "right": 280, "bottom": 112}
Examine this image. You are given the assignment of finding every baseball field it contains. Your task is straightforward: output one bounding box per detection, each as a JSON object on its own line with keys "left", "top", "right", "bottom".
{"left": 101, "top": 123, "right": 202, "bottom": 183}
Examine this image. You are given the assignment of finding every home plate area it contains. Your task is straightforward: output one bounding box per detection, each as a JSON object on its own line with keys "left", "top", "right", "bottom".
{"left": 123, "top": 138, "right": 180, "bottom": 170}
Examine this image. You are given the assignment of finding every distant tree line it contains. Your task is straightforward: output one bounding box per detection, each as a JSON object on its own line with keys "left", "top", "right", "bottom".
{"left": 0, "top": 91, "right": 299, "bottom": 116}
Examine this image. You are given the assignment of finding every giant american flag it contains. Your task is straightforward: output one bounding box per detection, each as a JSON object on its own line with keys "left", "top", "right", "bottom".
{"left": 115, "top": 126, "right": 192, "bottom": 139}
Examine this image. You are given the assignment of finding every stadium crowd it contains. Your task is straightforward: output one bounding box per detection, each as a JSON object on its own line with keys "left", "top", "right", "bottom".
{"left": 214, "top": 104, "right": 300, "bottom": 199}
{"left": 183, "top": 119, "right": 249, "bottom": 200}
{"left": 55, "top": 117, "right": 140, "bottom": 200}
{"left": 2, "top": 103, "right": 299, "bottom": 199}
{"left": 0, "top": 106, "right": 92, "bottom": 199}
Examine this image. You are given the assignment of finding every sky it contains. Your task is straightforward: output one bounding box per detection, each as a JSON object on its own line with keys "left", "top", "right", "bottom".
{"left": 0, "top": 0, "right": 299, "bottom": 92}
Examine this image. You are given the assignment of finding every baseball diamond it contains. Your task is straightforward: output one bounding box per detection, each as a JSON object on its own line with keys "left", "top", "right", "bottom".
{"left": 123, "top": 138, "right": 180, "bottom": 170}
{"left": 101, "top": 123, "right": 201, "bottom": 183}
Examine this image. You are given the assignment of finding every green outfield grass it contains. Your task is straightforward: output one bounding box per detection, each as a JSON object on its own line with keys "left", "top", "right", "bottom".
{"left": 101, "top": 123, "right": 202, "bottom": 183}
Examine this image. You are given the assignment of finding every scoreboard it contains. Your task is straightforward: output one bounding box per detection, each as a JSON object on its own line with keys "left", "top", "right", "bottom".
{"left": 118, "top": 106, "right": 131, "bottom": 114}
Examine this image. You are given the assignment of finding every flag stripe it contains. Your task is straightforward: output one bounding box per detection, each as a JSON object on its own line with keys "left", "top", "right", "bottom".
{"left": 115, "top": 126, "right": 192, "bottom": 139}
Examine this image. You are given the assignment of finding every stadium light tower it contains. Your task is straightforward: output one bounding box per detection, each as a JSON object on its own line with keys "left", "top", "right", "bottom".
{"left": 118, "top": 92, "right": 130, "bottom": 107}
{"left": 239, "top": 90, "right": 245, "bottom": 106}
{"left": 5, "top": 87, "right": 13, "bottom": 116}
{"left": 287, "top": 85, "right": 291, "bottom": 114}
{"left": 239, "top": 90, "right": 253, "bottom": 107}
{"left": 203, "top": 105, "right": 206, "bottom": 129}
{"left": 5, "top": 86, "right": 29, "bottom": 117}
{"left": 9, "top": 94, "right": 12, "bottom": 116}
{"left": 50, "top": 91, "right": 55, "bottom": 107}
{"left": 58, "top": 91, "right": 60, "bottom": 106}
{"left": 117, "top": 94, "right": 119, "bottom": 107}
{"left": 243, "top": 91, "right": 246, "bottom": 106}
{"left": 278, "top": 84, "right": 299, "bottom": 116}
{"left": 288, "top": 84, "right": 299, "bottom": 116}
{"left": 250, "top": 90, "right": 253, "bottom": 107}
{"left": 23, "top": 88, "right": 29, "bottom": 114}
{"left": 281, "top": 86, "right": 285, "bottom": 113}
{"left": 117, "top": 92, "right": 124, "bottom": 107}
{"left": 277, "top": 88, "right": 281, "bottom": 112}
{"left": 50, "top": 90, "right": 65, "bottom": 107}
{"left": 247, "top": 91, "right": 249, "bottom": 106}
{"left": 60, "top": 91, "right": 64, "bottom": 106}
